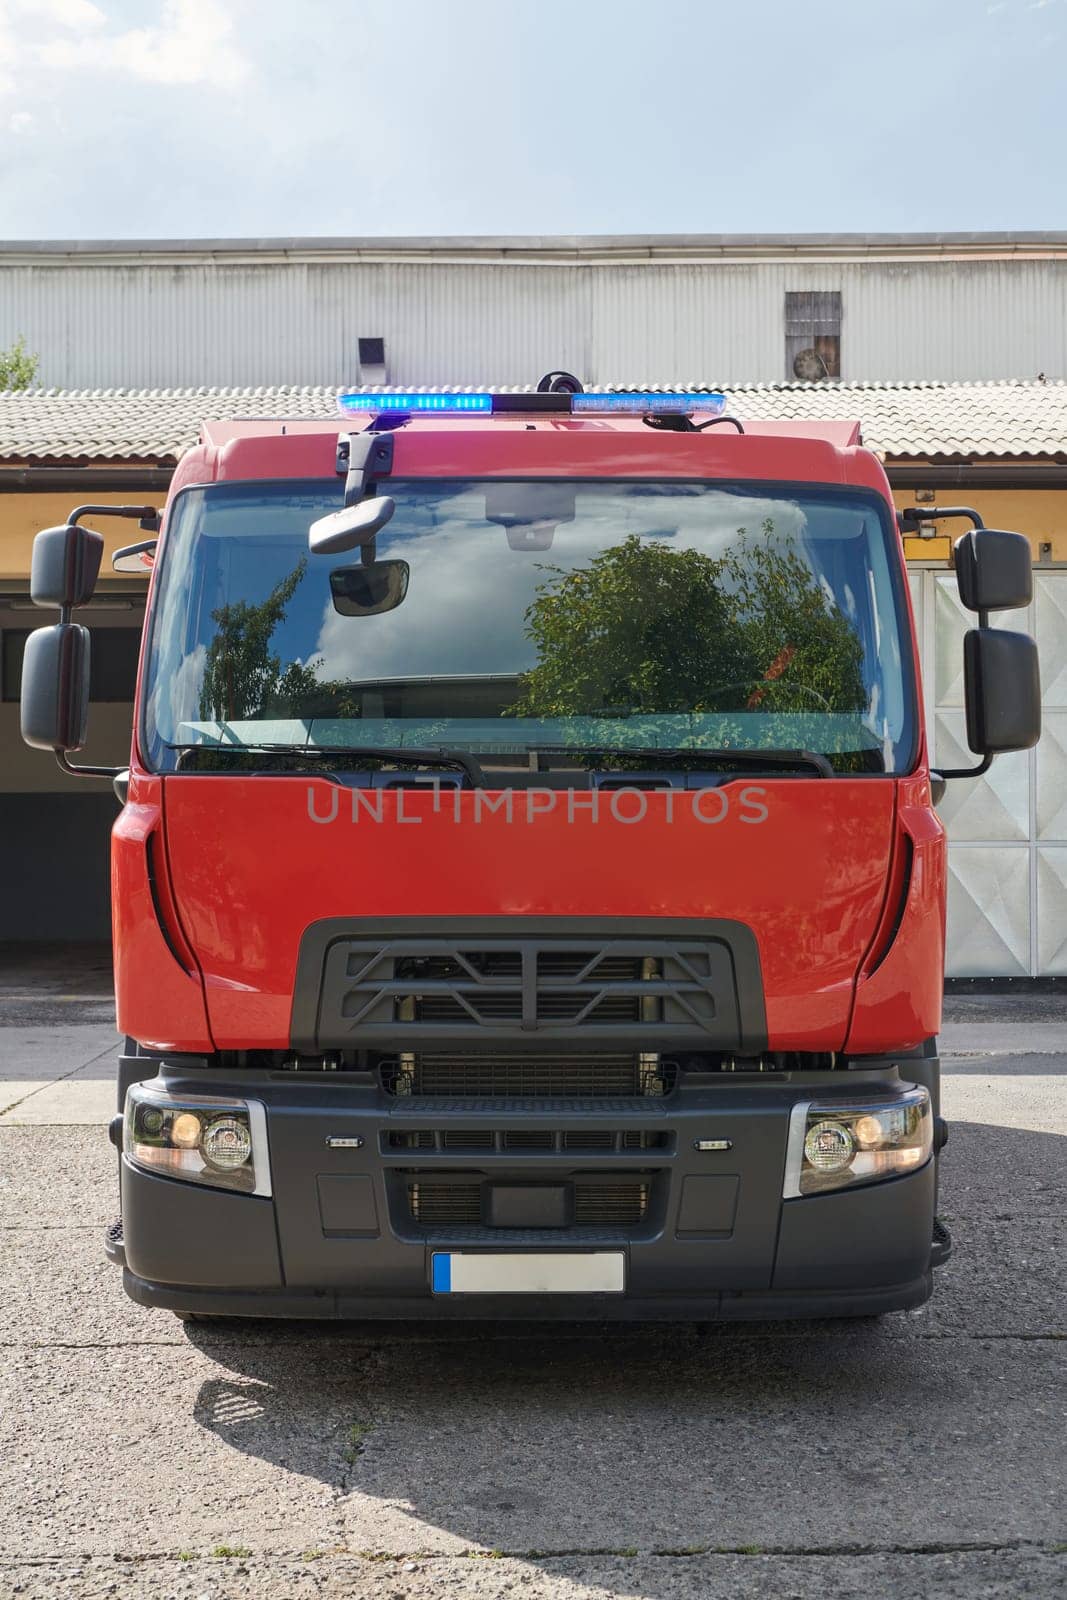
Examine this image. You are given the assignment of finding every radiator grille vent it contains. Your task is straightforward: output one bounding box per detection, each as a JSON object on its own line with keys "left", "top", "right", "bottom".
{"left": 382, "top": 1053, "right": 676, "bottom": 1099}
{"left": 408, "top": 1182, "right": 484, "bottom": 1225}
{"left": 385, "top": 1128, "right": 669, "bottom": 1152}
{"left": 407, "top": 1178, "right": 651, "bottom": 1228}
{"left": 573, "top": 1182, "right": 650, "bottom": 1226}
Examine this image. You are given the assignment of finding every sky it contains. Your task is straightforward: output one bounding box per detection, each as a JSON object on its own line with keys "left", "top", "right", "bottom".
{"left": 0, "top": 0, "right": 1064, "bottom": 239}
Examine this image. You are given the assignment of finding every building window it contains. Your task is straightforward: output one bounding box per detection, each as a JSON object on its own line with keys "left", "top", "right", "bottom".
{"left": 1, "top": 627, "right": 142, "bottom": 703}
{"left": 358, "top": 337, "right": 385, "bottom": 367}
{"left": 785, "top": 291, "right": 841, "bottom": 381}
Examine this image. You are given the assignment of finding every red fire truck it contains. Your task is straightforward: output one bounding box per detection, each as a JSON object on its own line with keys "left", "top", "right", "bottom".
{"left": 21, "top": 381, "right": 1040, "bottom": 1319}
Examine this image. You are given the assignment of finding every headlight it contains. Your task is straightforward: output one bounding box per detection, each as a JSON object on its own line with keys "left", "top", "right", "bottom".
{"left": 124, "top": 1080, "right": 271, "bottom": 1197}
{"left": 783, "top": 1087, "right": 931, "bottom": 1198}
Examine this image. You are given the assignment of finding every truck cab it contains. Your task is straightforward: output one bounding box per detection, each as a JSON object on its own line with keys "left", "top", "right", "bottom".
{"left": 20, "top": 385, "right": 1041, "bottom": 1319}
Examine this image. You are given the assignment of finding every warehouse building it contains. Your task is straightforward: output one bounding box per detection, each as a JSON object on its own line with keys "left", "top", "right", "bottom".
{"left": 1, "top": 233, "right": 1067, "bottom": 391}
{"left": 2, "top": 379, "right": 1065, "bottom": 976}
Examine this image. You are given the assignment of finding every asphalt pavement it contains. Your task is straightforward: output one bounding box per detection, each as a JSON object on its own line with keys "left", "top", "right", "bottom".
{"left": 0, "top": 945, "right": 1064, "bottom": 1599}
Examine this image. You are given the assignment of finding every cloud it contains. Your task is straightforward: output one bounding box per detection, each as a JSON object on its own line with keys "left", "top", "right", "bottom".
{"left": 29, "top": 0, "right": 107, "bottom": 26}
{"left": 1, "top": 0, "right": 250, "bottom": 94}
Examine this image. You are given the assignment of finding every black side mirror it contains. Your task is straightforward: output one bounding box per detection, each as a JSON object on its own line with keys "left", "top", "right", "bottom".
{"left": 955, "top": 529, "right": 1032, "bottom": 613}
{"left": 963, "top": 628, "right": 1041, "bottom": 756}
{"left": 20, "top": 623, "right": 91, "bottom": 752}
{"left": 330, "top": 560, "right": 410, "bottom": 616}
{"left": 30, "top": 524, "right": 104, "bottom": 609}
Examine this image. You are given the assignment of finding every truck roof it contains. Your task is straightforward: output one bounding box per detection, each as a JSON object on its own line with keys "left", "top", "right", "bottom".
{"left": 199, "top": 415, "right": 864, "bottom": 449}
{"left": 167, "top": 410, "right": 885, "bottom": 501}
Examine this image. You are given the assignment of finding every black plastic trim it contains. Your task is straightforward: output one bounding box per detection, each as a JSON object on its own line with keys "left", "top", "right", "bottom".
{"left": 123, "top": 1270, "right": 932, "bottom": 1321}
{"left": 866, "top": 835, "right": 913, "bottom": 978}
{"left": 290, "top": 915, "right": 768, "bottom": 1055}
{"left": 144, "top": 834, "right": 190, "bottom": 975}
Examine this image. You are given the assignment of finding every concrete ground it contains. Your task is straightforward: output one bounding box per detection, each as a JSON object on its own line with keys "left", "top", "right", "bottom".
{"left": 0, "top": 946, "right": 1064, "bottom": 1599}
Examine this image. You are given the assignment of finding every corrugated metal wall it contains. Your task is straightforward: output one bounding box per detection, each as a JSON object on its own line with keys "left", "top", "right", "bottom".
{"left": 912, "top": 569, "right": 1067, "bottom": 977}
{"left": 2, "top": 257, "right": 1066, "bottom": 389}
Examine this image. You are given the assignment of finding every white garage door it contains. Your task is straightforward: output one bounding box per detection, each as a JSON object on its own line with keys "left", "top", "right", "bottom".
{"left": 911, "top": 568, "right": 1067, "bottom": 976}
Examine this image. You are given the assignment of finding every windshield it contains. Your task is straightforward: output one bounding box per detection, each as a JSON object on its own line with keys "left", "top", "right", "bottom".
{"left": 142, "top": 477, "right": 916, "bottom": 775}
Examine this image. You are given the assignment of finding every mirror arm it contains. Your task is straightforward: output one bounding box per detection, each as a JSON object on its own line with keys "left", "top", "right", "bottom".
{"left": 338, "top": 432, "right": 394, "bottom": 506}
{"left": 69, "top": 503, "right": 160, "bottom": 530}
{"left": 897, "top": 505, "right": 985, "bottom": 535}
{"left": 932, "top": 753, "right": 994, "bottom": 784}
{"left": 54, "top": 751, "right": 123, "bottom": 780}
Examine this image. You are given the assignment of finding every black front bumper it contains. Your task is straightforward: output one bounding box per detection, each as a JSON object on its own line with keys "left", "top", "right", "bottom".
{"left": 121, "top": 1263, "right": 934, "bottom": 1321}
{"left": 113, "top": 1060, "right": 943, "bottom": 1321}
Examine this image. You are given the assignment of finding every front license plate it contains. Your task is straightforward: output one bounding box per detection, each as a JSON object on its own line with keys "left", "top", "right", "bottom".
{"left": 431, "top": 1251, "right": 625, "bottom": 1295}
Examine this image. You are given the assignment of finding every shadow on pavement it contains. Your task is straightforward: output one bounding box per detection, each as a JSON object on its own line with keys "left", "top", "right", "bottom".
{"left": 176, "top": 1117, "right": 1065, "bottom": 1561}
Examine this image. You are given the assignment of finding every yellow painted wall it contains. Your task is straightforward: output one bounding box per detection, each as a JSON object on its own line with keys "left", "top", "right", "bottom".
{"left": 0, "top": 492, "right": 161, "bottom": 584}
{"left": 1, "top": 483, "right": 1064, "bottom": 581}
{"left": 892, "top": 486, "right": 1067, "bottom": 564}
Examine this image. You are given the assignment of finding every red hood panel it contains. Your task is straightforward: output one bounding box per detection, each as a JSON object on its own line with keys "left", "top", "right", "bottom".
{"left": 162, "top": 776, "right": 897, "bottom": 1052}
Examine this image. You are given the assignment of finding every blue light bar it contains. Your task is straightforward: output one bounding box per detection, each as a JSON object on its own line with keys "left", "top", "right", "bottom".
{"left": 337, "top": 391, "right": 493, "bottom": 414}
{"left": 572, "top": 391, "right": 727, "bottom": 415}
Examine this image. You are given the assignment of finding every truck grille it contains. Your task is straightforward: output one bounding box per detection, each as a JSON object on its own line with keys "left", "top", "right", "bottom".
{"left": 294, "top": 916, "right": 767, "bottom": 1055}
{"left": 407, "top": 1177, "right": 651, "bottom": 1228}
{"left": 404, "top": 953, "right": 646, "bottom": 1026}
{"left": 413, "top": 992, "right": 640, "bottom": 1024}
{"left": 381, "top": 1052, "right": 676, "bottom": 1098}
{"left": 303, "top": 924, "right": 753, "bottom": 1050}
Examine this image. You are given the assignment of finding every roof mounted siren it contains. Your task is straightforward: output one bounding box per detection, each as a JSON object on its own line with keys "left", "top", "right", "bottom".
{"left": 536, "top": 370, "right": 584, "bottom": 395}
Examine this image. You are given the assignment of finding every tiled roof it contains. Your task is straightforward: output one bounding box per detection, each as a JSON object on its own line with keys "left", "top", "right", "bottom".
{"left": 0, "top": 380, "right": 1065, "bottom": 465}
{"left": 730, "top": 381, "right": 1067, "bottom": 460}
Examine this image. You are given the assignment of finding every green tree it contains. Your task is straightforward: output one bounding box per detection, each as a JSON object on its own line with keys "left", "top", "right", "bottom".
{"left": 0, "top": 337, "right": 38, "bottom": 390}
{"left": 198, "top": 560, "right": 356, "bottom": 723}
{"left": 716, "top": 521, "right": 868, "bottom": 715}
{"left": 510, "top": 535, "right": 754, "bottom": 723}
{"left": 511, "top": 527, "right": 868, "bottom": 742}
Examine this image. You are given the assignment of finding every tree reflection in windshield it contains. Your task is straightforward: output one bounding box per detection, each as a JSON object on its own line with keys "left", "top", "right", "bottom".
{"left": 198, "top": 559, "right": 357, "bottom": 724}
{"left": 511, "top": 524, "right": 867, "bottom": 735}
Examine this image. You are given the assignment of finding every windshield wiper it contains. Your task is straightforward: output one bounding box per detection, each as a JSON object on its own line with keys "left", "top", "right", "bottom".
{"left": 532, "top": 745, "right": 835, "bottom": 778}
{"left": 169, "top": 742, "right": 487, "bottom": 787}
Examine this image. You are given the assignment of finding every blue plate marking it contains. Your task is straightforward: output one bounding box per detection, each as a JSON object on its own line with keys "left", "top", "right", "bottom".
{"left": 431, "top": 1253, "right": 452, "bottom": 1293}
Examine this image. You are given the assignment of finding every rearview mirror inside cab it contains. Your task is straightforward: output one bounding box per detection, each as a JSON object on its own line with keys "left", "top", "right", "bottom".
{"left": 485, "top": 483, "right": 577, "bottom": 550}
{"left": 308, "top": 494, "right": 396, "bottom": 555}
{"left": 330, "top": 559, "right": 410, "bottom": 616}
